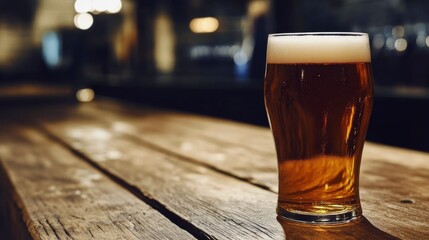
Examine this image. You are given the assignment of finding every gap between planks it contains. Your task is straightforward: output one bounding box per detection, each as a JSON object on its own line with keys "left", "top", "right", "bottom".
{"left": 33, "top": 122, "right": 216, "bottom": 240}
{"left": 29, "top": 103, "right": 278, "bottom": 194}
{"left": 55, "top": 104, "right": 278, "bottom": 193}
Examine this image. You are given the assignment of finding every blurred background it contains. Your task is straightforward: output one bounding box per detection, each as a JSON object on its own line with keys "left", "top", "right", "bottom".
{"left": 1, "top": 0, "right": 429, "bottom": 152}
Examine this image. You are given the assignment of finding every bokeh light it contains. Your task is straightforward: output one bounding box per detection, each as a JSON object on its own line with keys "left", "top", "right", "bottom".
{"left": 42, "top": 32, "right": 61, "bottom": 68}
{"left": 74, "top": 13, "right": 94, "bottom": 30}
{"left": 74, "top": 0, "right": 93, "bottom": 13}
{"left": 189, "top": 17, "right": 219, "bottom": 33}
{"left": 76, "top": 88, "right": 95, "bottom": 102}
{"left": 93, "top": 0, "right": 109, "bottom": 12}
{"left": 106, "top": 0, "right": 122, "bottom": 13}
{"left": 394, "top": 38, "right": 408, "bottom": 52}
{"left": 74, "top": 0, "right": 122, "bottom": 14}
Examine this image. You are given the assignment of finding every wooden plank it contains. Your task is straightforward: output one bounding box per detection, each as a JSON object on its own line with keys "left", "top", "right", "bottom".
{"left": 0, "top": 122, "right": 196, "bottom": 240}
{"left": 89, "top": 99, "right": 276, "bottom": 154}
{"left": 10, "top": 100, "right": 429, "bottom": 239}
{"left": 0, "top": 166, "right": 32, "bottom": 240}
{"left": 53, "top": 100, "right": 429, "bottom": 239}
{"left": 359, "top": 142, "right": 429, "bottom": 239}
{"left": 72, "top": 100, "right": 279, "bottom": 192}
{"left": 38, "top": 116, "right": 285, "bottom": 239}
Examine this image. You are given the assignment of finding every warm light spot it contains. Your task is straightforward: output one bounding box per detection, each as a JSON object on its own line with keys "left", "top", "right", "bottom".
{"left": 426, "top": 36, "right": 429, "bottom": 48}
{"left": 74, "top": 0, "right": 121, "bottom": 14}
{"left": 248, "top": 0, "right": 269, "bottom": 17}
{"left": 93, "top": 0, "right": 109, "bottom": 12}
{"left": 74, "top": 0, "right": 93, "bottom": 13}
{"left": 106, "top": 0, "right": 122, "bottom": 13}
{"left": 189, "top": 17, "right": 219, "bottom": 33}
{"left": 74, "top": 13, "right": 94, "bottom": 30}
{"left": 76, "top": 88, "right": 95, "bottom": 102}
{"left": 154, "top": 12, "right": 175, "bottom": 73}
{"left": 394, "top": 38, "right": 407, "bottom": 52}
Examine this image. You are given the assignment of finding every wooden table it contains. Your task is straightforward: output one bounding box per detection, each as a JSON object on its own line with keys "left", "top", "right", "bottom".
{"left": 0, "top": 99, "right": 428, "bottom": 239}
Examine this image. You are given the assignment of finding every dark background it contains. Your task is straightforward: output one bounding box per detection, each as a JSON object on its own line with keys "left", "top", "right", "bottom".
{"left": 1, "top": 0, "right": 429, "bottom": 152}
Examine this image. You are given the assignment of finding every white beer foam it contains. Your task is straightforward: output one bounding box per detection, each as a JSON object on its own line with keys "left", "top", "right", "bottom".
{"left": 267, "top": 33, "right": 371, "bottom": 64}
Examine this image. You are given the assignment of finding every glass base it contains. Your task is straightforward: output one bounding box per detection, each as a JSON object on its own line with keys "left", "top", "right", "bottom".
{"left": 277, "top": 206, "right": 362, "bottom": 224}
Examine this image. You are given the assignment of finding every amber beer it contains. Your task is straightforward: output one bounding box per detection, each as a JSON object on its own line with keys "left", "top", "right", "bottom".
{"left": 264, "top": 33, "right": 374, "bottom": 223}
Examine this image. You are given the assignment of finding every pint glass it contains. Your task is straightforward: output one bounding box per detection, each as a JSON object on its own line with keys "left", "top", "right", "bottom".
{"left": 264, "top": 33, "right": 374, "bottom": 223}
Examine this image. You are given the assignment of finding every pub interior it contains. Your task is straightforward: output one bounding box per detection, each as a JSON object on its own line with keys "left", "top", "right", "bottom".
{"left": 1, "top": 0, "right": 429, "bottom": 239}
{"left": 1, "top": 0, "right": 429, "bottom": 152}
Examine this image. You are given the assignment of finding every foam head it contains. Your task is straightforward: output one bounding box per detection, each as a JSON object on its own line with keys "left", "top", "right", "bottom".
{"left": 267, "top": 33, "right": 371, "bottom": 64}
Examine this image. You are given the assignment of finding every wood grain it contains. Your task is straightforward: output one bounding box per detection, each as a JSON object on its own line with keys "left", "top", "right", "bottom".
{"left": 90, "top": 99, "right": 276, "bottom": 154}
{"left": 74, "top": 100, "right": 279, "bottom": 192}
{"left": 0, "top": 123, "right": 196, "bottom": 240}
{"left": 359, "top": 143, "right": 429, "bottom": 239}
{"left": 71, "top": 100, "right": 429, "bottom": 239}
{"left": 3, "top": 99, "right": 429, "bottom": 239}
{"left": 39, "top": 116, "right": 285, "bottom": 239}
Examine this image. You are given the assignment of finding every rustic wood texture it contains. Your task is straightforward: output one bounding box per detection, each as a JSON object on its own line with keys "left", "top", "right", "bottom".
{"left": 59, "top": 99, "right": 429, "bottom": 239}
{"left": 74, "top": 100, "right": 279, "bottom": 192}
{"left": 39, "top": 117, "right": 285, "bottom": 240}
{"left": 0, "top": 122, "right": 195, "bottom": 240}
{"left": 359, "top": 143, "right": 429, "bottom": 239}
{"left": 1, "top": 99, "right": 429, "bottom": 239}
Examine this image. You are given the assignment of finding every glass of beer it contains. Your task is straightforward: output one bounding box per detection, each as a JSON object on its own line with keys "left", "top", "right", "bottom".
{"left": 264, "top": 33, "right": 374, "bottom": 223}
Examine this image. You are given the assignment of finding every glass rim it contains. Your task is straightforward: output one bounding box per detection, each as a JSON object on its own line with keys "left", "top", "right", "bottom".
{"left": 268, "top": 32, "right": 368, "bottom": 37}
